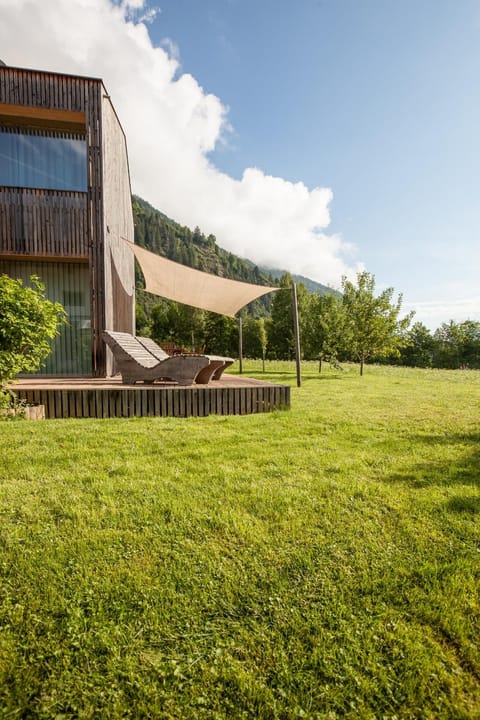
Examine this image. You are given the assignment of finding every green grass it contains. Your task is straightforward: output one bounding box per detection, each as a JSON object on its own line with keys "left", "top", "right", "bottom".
{"left": 0, "top": 362, "right": 479, "bottom": 719}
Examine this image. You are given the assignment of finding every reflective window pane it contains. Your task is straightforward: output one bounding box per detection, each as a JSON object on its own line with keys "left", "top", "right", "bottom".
{"left": 0, "top": 128, "right": 87, "bottom": 191}
{"left": 0, "top": 260, "right": 91, "bottom": 375}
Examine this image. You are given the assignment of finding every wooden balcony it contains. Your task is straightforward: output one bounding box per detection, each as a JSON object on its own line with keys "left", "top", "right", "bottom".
{"left": 0, "top": 187, "right": 88, "bottom": 258}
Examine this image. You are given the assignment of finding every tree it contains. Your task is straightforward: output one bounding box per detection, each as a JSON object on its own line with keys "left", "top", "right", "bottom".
{"left": 258, "top": 318, "right": 268, "bottom": 372}
{"left": 341, "top": 271, "right": 413, "bottom": 375}
{"left": 400, "top": 322, "right": 435, "bottom": 368}
{"left": 241, "top": 317, "right": 263, "bottom": 358}
{"left": 433, "top": 321, "right": 464, "bottom": 369}
{"left": 0, "top": 275, "right": 66, "bottom": 390}
{"left": 241, "top": 317, "right": 268, "bottom": 369}
{"left": 135, "top": 304, "right": 150, "bottom": 337}
{"left": 168, "top": 304, "right": 205, "bottom": 350}
{"left": 433, "top": 320, "right": 480, "bottom": 369}
{"left": 150, "top": 301, "right": 171, "bottom": 343}
{"left": 303, "top": 292, "right": 345, "bottom": 370}
{"left": 151, "top": 300, "right": 205, "bottom": 351}
{"left": 267, "top": 274, "right": 308, "bottom": 359}
{"left": 459, "top": 320, "right": 480, "bottom": 368}
{"left": 266, "top": 274, "right": 294, "bottom": 359}
{"left": 204, "top": 312, "right": 237, "bottom": 356}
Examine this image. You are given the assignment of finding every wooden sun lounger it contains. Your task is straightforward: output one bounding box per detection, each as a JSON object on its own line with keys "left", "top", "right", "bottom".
{"left": 201, "top": 354, "right": 235, "bottom": 381}
{"left": 137, "top": 337, "right": 234, "bottom": 383}
{"left": 102, "top": 331, "right": 210, "bottom": 386}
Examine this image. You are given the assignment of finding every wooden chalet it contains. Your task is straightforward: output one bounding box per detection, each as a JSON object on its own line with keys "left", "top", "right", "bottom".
{"left": 0, "top": 63, "right": 134, "bottom": 377}
{"left": 0, "top": 63, "right": 290, "bottom": 417}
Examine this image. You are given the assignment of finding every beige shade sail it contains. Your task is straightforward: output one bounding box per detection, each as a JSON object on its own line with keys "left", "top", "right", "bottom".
{"left": 128, "top": 242, "right": 278, "bottom": 317}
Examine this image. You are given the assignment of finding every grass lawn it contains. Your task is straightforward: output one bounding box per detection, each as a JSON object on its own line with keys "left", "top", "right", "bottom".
{"left": 0, "top": 362, "right": 479, "bottom": 719}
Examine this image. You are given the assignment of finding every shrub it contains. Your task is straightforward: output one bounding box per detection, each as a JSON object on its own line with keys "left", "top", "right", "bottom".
{"left": 0, "top": 274, "right": 66, "bottom": 392}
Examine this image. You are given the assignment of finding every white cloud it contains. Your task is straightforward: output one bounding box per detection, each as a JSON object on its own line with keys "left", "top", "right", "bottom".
{"left": 0, "top": 0, "right": 360, "bottom": 287}
{"left": 159, "top": 37, "right": 180, "bottom": 63}
{"left": 404, "top": 297, "right": 480, "bottom": 331}
{"left": 118, "top": 0, "right": 159, "bottom": 23}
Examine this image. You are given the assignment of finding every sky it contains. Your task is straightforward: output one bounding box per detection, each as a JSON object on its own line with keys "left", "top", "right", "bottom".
{"left": 0, "top": 0, "right": 478, "bottom": 329}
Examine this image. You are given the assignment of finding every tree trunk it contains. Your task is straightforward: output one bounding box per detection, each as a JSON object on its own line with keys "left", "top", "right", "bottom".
{"left": 319, "top": 357, "right": 322, "bottom": 373}
{"left": 360, "top": 357, "right": 364, "bottom": 376}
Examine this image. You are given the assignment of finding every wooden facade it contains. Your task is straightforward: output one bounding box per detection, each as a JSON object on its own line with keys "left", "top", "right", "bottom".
{"left": 13, "top": 377, "right": 291, "bottom": 419}
{"left": 0, "top": 65, "right": 135, "bottom": 376}
{"left": 0, "top": 187, "right": 88, "bottom": 258}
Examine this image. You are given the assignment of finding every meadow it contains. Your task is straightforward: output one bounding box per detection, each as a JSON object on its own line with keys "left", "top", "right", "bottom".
{"left": 0, "top": 362, "right": 479, "bottom": 719}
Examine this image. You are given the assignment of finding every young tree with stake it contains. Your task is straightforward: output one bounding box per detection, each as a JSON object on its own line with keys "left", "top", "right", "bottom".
{"left": 341, "top": 272, "right": 413, "bottom": 375}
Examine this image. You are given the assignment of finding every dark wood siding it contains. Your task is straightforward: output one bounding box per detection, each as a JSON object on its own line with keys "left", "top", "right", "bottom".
{"left": 0, "top": 66, "right": 108, "bottom": 376}
{"left": 85, "top": 81, "right": 106, "bottom": 376}
{"left": 15, "top": 383, "right": 291, "bottom": 419}
{"left": 0, "top": 67, "right": 91, "bottom": 112}
{"left": 0, "top": 188, "right": 88, "bottom": 257}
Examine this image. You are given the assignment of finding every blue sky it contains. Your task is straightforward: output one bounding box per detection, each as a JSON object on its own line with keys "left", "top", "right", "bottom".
{"left": 1, "top": 0, "right": 478, "bottom": 329}
{"left": 150, "top": 0, "right": 480, "bottom": 328}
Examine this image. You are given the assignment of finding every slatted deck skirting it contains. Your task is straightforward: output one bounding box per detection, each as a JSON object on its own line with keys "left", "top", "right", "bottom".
{"left": 12, "top": 376, "right": 290, "bottom": 419}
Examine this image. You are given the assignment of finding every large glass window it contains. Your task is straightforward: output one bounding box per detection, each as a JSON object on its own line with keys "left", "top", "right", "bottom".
{"left": 0, "top": 260, "right": 91, "bottom": 376}
{"left": 0, "top": 127, "right": 87, "bottom": 191}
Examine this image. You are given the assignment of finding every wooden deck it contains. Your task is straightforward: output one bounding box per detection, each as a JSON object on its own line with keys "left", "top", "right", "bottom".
{"left": 11, "top": 375, "right": 290, "bottom": 419}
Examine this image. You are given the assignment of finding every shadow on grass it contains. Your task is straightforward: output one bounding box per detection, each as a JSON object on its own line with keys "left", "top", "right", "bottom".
{"left": 238, "top": 371, "right": 345, "bottom": 382}
{"left": 385, "top": 431, "right": 480, "bottom": 494}
{"left": 446, "top": 495, "right": 480, "bottom": 514}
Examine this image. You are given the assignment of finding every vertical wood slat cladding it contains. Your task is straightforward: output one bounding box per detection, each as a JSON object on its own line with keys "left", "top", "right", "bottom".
{"left": 85, "top": 82, "right": 105, "bottom": 376}
{"left": 0, "top": 188, "right": 88, "bottom": 257}
{"left": 0, "top": 67, "right": 94, "bottom": 111}
{"left": 0, "top": 67, "right": 107, "bottom": 376}
{"left": 15, "top": 384, "right": 290, "bottom": 419}
{"left": 101, "top": 94, "right": 135, "bottom": 357}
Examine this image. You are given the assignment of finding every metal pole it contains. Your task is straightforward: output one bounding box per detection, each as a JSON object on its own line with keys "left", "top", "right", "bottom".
{"left": 238, "top": 315, "right": 243, "bottom": 374}
{"left": 292, "top": 283, "right": 302, "bottom": 387}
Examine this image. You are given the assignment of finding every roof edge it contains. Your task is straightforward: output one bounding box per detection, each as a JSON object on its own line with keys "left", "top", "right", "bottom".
{"left": 0, "top": 63, "right": 103, "bottom": 84}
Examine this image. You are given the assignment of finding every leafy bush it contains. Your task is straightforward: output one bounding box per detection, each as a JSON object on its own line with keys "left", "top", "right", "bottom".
{"left": 0, "top": 274, "right": 66, "bottom": 391}
{"left": 0, "top": 388, "right": 27, "bottom": 420}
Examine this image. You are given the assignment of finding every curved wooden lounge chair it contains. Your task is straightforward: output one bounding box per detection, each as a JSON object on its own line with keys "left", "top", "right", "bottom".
{"left": 137, "top": 337, "right": 234, "bottom": 383}
{"left": 102, "top": 330, "right": 210, "bottom": 386}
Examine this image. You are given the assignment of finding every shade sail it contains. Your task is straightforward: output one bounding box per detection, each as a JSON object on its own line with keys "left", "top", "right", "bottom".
{"left": 128, "top": 242, "right": 278, "bottom": 317}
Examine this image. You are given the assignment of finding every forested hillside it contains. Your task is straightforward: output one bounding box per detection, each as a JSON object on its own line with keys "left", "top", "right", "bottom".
{"left": 132, "top": 195, "right": 284, "bottom": 338}
{"left": 132, "top": 195, "right": 331, "bottom": 312}
{"left": 132, "top": 196, "right": 275, "bottom": 286}
{"left": 132, "top": 195, "right": 282, "bottom": 354}
{"left": 258, "top": 266, "right": 338, "bottom": 296}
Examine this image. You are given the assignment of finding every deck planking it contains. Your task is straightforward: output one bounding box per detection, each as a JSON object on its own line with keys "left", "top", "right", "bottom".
{"left": 11, "top": 375, "right": 290, "bottom": 419}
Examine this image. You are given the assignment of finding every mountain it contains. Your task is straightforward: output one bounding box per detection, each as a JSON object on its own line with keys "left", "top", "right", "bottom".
{"left": 132, "top": 195, "right": 336, "bottom": 315}
{"left": 256, "top": 266, "right": 339, "bottom": 296}
{"left": 132, "top": 196, "right": 275, "bottom": 285}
